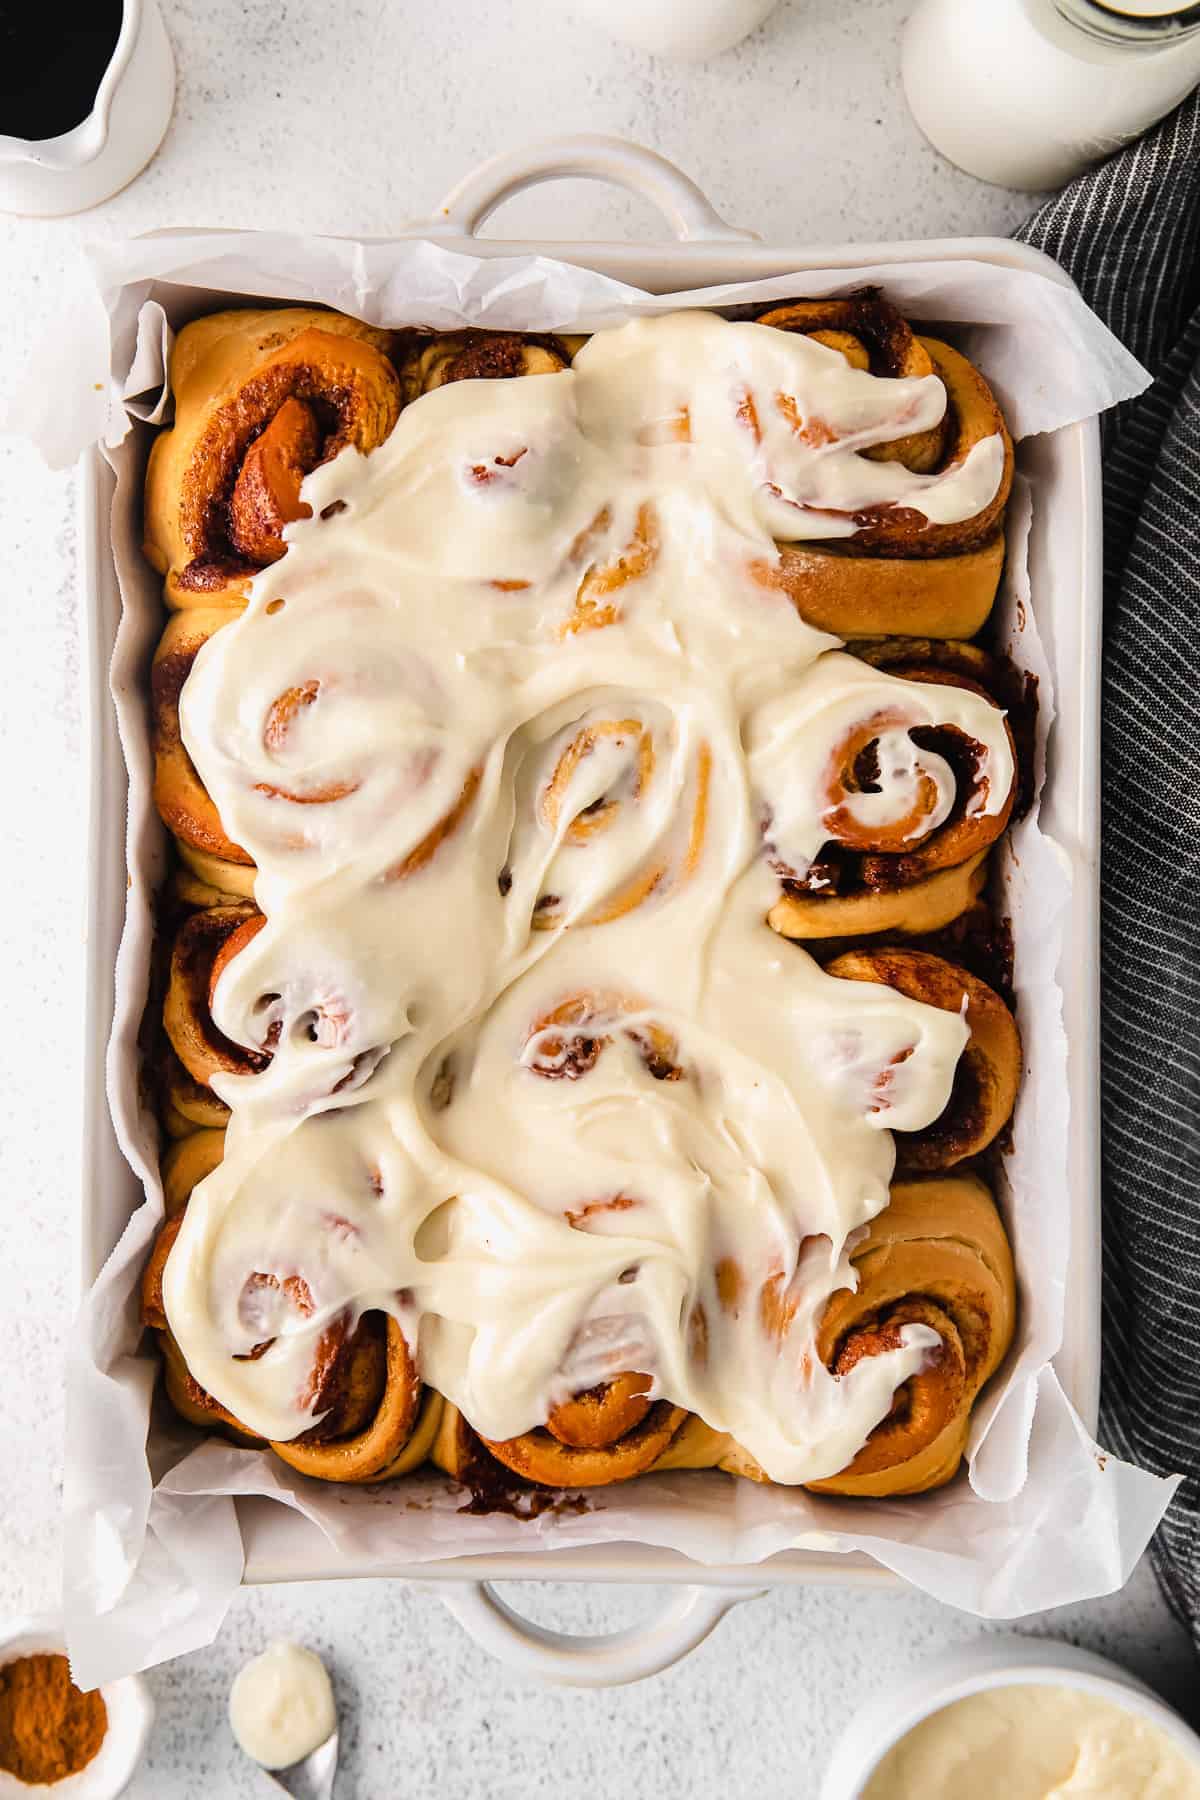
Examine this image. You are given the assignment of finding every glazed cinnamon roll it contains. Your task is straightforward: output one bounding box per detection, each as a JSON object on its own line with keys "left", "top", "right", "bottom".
{"left": 721, "top": 1173, "right": 1016, "bottom": 1497}
{"left": 559, "top": 502, "right": 661, "bottom": 639}
{"left": 520, "top": 989, "right": 685, "bottom": 1084}
{"left": 507, "top": 701, "right": 711, "bottom": 931}
{"left": 757, "top": 653, "right": 1017, "bottom": 941}
{"left": 142, "top": 1139, "right": 442, "bottom": 1481}
{"left": 824, "top": 949, "right": 1021, "bottom": 1168}
{"left": 144, "top": 308, "right": 401, "bottom": 609}
{"left": 749, "top": 294, "right": 1012, "bottom": 637}
{"left": 152, "top": 609, "right": 256, "bottom": 897}
{"left": 428, "top": 988, "right": 694, "bottom": 1489}
{"left": 851, "top": 637, "right": 1038, "bottom": 825}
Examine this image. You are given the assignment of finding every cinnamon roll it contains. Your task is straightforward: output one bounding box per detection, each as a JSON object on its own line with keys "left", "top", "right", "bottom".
{"left": 142, "top": 1138, "right": 442, "bottom": 1481}
{"left": 160, "top": 1048, "right": 231, "bottom": 1138}
{"left": 756, "top": 652, "right": 1017, "bottom": 941}
{"left": 162, "top": 903, "right": 271, "bottom": 1094}
{"left": 152, "top": 609, "right": 256, "bottom": 896}
{"left": 161, "top": 1128, "right": 226, "bottom": 1214}
{"left": 721, "top": 1173, "right": 1016, "bottom": 1497}
{"left": 396, "top": 329, "right": 572, "bottom": 404}
{"left": 824, "top": 949, "right": 1021, "bottom": 1168}
{"left": 750, "top": 294, "right": 1013, "bottom": 639}
{"left": 144, "top": 308, "right": 401, "bottom": 609}
{"left": 467, "top": 1382, "right": 688, "bottom": 1489}
{"left": 559, "top": 502, "right": 661, "bottom": 639}
{"left": 507, "top": 700, "right": 711, "bottom": 931}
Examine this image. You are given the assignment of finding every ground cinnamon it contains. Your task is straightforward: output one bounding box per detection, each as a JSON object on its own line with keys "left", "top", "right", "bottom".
{"left": 0, "top": 1653, "right": 107, "bottom": 1784}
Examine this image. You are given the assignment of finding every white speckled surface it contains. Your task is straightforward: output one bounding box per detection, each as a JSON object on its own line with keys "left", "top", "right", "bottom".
{"left": 0, "top": 0, "right": 1194, "bottom": 1792}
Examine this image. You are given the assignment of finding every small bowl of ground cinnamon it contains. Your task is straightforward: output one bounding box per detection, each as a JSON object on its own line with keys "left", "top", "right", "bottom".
{"left": 0, "top": 1618, "right": 152, "bottom": 1798}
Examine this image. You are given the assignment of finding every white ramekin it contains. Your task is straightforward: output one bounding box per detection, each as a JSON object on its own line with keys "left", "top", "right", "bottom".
{"left": 820, "top": 1633, "right": 1200, "bottom": 1798}
{"left": 0, "top": 1617, "right": 153, "bottom": 1799}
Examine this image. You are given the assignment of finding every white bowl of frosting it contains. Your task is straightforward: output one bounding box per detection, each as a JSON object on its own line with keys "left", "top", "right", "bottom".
{"left": 820, "top": 1634, "right": 1200, "bottom": 1799}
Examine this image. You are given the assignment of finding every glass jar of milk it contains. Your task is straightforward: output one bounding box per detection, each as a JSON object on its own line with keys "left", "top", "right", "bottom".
{"left": 902, "top": 0, "right": 1200, "bottom": 190}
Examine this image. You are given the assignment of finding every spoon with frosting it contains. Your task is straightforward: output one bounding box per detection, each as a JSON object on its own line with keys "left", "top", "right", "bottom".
{"left": 228, "top": 1640, "right": 338, "bottom": 1798}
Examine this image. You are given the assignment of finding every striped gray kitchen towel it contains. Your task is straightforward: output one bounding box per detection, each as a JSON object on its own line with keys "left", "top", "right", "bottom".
{"left": 1014, "top": 90, "right": 1200, "bottom": 1639}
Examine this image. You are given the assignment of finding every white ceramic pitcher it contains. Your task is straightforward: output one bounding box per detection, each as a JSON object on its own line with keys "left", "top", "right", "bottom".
{"left": 0, "top": 0, "right": 175, "bottom": 216}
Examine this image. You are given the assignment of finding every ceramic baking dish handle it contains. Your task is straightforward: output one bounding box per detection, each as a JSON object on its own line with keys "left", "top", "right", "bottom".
{"left": 436, "top": 1579, "right": 760, "bottom": 1686}
{"left": 419, "top": 133, "right": 759, "bottom": 243}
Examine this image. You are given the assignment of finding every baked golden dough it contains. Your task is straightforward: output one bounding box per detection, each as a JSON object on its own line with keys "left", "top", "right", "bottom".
{"left": 161, "top": 1128, "right": 226, "bottom": 1215}
{"left": 160, "top": 1054, "right": 230, "bottom": 1138}
{"left": 472, "top": 1389, "right": 689, "bottom": 1489}
{"left": 144, "top": 307, "right": 400, "bottom": 609}
{"left": 431, "top": 1394, "right": 696, "bottom": 1490}
{"left": 162, "top": 903, "right": 270, "bottom": 1092}
{"left": 769, "top": 846, "right": 990, "bottom": 942}
{"left": 151, "top": 608, "right": 254, "bottom": 888}
{"left": 756, "top": 535, "right": 1006, "bottom": 641}
{"left": 396, "top": 328, "right": 572, "bottom": 403}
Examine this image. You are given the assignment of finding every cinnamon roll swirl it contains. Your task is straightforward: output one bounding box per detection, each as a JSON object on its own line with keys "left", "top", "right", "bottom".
{"left": 757, "top": 653, "right": 1017, "bottom": 941}
{"left": 749, "top": 294, "right": 1013, "bottom": 638}
{"left": 506, "top": 700, "right": 712, "bottom": 931}
{"left": 559, "top": 502, "right": 661, "bottom": 639}
{"left": 824, "top": 949, "right": 1021, "bottom": 1168}
{"left": 851, "top": 637, "right": 1038, "bottom": 825}
{"left": 520, "top": 989, "right": 685, "bottom": 1085}
{"left": 144, "top": 308, "right": 401, "bottom": 609}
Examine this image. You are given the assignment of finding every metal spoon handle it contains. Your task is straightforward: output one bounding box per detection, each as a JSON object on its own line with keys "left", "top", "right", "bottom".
{"left": 266, "top": 1731, "right": 339, "bottom": 1800}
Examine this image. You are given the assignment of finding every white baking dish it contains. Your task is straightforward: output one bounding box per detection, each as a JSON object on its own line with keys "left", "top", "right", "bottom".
{"left": 78, "top": 136, "right": 1102, "bottom": 1686}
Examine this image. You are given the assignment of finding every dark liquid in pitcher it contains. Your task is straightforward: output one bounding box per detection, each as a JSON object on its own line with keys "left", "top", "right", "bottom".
{"left": 0, "top": 2, "right": 125, "bottom": 141}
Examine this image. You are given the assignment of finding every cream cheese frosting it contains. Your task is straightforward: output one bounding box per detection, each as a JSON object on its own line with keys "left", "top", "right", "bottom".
{"left": 862, "top": 1684, "right": 1200, "bottom": 1800}
{"left": 163, "top": 308, "right": 1014, "bottom": 1485}
{"left": 228, "top": 1641, "right": 336, "bottom": 1771}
